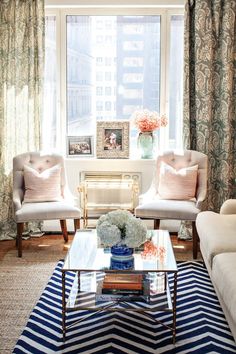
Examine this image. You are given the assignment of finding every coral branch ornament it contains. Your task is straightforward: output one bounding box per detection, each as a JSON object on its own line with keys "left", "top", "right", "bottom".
{"left": 96, "top": 210, "right": 147, "bottom": 248}
{"left": 141, "top": 240, "right": 166, "bottom": 262}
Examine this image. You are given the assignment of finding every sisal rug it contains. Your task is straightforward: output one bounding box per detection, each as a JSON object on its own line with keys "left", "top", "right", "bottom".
{"left": 13, "top": 261, "right": 236, "bottom": 354}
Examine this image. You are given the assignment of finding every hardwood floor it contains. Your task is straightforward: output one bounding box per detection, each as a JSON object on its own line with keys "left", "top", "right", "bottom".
{"left": 0, "top": 232, "right": 201, "bottom": 261}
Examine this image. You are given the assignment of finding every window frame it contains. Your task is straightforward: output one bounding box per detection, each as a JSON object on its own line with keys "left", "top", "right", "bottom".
{"left": 45, "top": 6, "right": 184, "bottom": 157}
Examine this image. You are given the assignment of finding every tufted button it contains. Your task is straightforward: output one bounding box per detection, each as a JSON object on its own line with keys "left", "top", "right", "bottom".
{"left": 38, "top": 167, "right": 43, "bottom": 172}
{"left": 29, "top": 160, "right": 33, "bottom": 164}
{"left": 46, "top": 159, "right": 50, "bottom": 163}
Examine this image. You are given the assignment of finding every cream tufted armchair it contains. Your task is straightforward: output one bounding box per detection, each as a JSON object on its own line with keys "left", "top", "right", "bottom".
{"left": 135, "top": 150, "right": 208, "bottom": 259}
{"left": 13, "top": 152, "right": 81, "bottom": 257}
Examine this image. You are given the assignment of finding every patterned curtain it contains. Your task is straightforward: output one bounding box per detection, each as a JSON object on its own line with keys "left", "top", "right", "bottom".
{"left": 0, "top": 0, "right": 45, "bottom": 240}
{"left": 183, "top": 0, "right": 236, "bottom": 212}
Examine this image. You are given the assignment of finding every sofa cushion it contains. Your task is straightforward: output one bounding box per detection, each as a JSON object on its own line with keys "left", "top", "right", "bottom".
{"left": 196, "top": 211, "right": 236, "bottom": 267}
{"left": 212, "top": 253, "right": 236, "bottom": 330}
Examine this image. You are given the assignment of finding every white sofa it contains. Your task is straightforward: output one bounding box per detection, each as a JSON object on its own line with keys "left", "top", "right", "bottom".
{"left": 196, "top": 199, "right": 236, "bottom": 343}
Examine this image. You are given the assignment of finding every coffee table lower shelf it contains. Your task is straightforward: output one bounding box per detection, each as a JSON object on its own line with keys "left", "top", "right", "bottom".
{"left": 61, "top": 270, "right": 177, "bottom": 344}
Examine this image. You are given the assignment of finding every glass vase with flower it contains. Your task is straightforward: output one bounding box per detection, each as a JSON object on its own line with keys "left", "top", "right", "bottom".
{"left": 132, "top": 109, "right": 168, "bottom": 159}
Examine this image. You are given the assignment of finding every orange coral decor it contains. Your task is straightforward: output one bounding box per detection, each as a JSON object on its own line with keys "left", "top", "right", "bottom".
{"left": 141, "top": 240, "right": 166, "bottom": 262}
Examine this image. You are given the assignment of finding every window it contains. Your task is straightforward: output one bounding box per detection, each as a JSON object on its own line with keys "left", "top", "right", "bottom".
{"left": 123, "top": 89, "right": 143, "bottom": 99}
{"left": 123, "top": 57, "right": 144, "bottom": 67}
{"left": 123, "top": 105, "right": 137, "bottom": 115}
{"left": 105, "top": 101, "right": 112, "bottom": 111}
{"left": 96, "top": 57, "right": 103, "bottom": 65}
{"left": 105, "top": 20, "right": 112, "bottom": 30}
{"left": 96, "top": 20, "right": 103, "bottom": 29}
{"left": 123, "top": 24, "right": 144, "bottom": 34}
{"left": 123, "top": 41, "right": 144, "bottom": 51}
{"left": 104, "top": 72, "right": 112, "bottom": 81}
{"left": 96, "top": 87, "right": 103, "bottom": 95}
{"left": 105, "top": 35, "right": 112, "bottom": 44}
{"left": 96, "top": 101, "right": 103, "bottom": 111}
{"left": 105, "top": 87, "right": 112, "bottom": 95}
{"left": 123, "top": 73, "right": 143, "bottom": 83}
{"left": 105, "top": 57, "right": 112, "bottom": 66}
{"left": 96, "top": 72, "right": 103, "bottom": 81}
{"left": 43, "top": 9, "right": 184, "bottom": 156}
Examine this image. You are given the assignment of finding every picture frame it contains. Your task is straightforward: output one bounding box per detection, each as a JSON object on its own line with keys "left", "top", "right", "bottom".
{"left": 67, "top": 136, "right": 94, "bottom": 157}
{"left": 96, "top": 121, "right": 130, "bottom": 159}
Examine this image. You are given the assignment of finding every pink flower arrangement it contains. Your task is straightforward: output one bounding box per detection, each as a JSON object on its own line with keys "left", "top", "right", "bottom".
{"left": 132, "top": 109, "right": 168, "bottom": 132}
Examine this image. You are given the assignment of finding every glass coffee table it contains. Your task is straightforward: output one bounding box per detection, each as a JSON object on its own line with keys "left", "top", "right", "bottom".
{"left": 62, "top": 229, "right": 178, "bottom": 343}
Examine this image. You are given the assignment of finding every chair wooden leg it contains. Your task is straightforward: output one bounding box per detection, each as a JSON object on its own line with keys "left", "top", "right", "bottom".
{"left": 192, "top": 221, "right": 199, "bottom": 259}
{"left": 17, "top": 223, "right": 24, "bottom": 257}
{"left": 74, "top": 219, "right": 80, "bottom": 233}
{"left": 60, "top": 220, "right": 68, "bottom": 243}
{"left": 154, "top": 219, "right": 160, "bottom": 229}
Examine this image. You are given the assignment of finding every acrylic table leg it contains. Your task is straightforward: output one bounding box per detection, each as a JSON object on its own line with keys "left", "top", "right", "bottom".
{"left": 172, "top": 271, "right": 178, "bottom": 344}
{"left": 78, "top": 271, "right": 80, "bottom": 290}
{"left": 62, "top": 271, "right": 66, "bottom": 342}
{"left": 164, "top": 272, "right": 167, "bottom": 291}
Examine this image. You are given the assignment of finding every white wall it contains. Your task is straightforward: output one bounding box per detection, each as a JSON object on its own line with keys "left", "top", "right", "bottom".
{"left": 44, "top": 158, "right": 154, "bottom": 231}
{"left": 65, "top": 158, "right": 155, "bottom": 202}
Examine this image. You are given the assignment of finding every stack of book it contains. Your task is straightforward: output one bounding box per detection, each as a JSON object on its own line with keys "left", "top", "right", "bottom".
{"left": 96, "top": 273, "right": 149, "bottom": 302}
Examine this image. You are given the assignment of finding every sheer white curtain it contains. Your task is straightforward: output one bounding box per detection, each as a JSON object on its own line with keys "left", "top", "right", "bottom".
{"left": 0, "top": 0, "right": 45, "bottom": 240}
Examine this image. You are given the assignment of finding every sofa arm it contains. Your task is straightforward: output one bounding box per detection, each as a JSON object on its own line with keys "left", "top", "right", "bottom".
{"left": 220, "top": 199, "right": 236, "bottom": 215}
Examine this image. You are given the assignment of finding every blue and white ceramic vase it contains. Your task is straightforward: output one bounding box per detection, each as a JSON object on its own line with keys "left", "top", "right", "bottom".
{"left": 110, "top": 244, "right": 134, "bottom": 270}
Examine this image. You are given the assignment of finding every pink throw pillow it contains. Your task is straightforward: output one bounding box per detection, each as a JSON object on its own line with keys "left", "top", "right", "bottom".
{"left": 158, "top": 162, "right": 198, "bottom": 200}
{"left": 23, "top": 164, "right": 62, "bottom": 203}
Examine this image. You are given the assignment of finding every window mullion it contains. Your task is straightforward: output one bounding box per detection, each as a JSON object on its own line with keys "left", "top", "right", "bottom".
{"left": 60, "top": 9, "right": 68, "bottom": 154}
{"left": 159, "top": 10, "right": 170, "bottom": 151}
{"left": 56, "top": 9, "right": 63, "bottom": 150}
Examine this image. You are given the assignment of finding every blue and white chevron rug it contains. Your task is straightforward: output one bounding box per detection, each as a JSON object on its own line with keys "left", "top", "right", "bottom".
{"left": 13, "top": 261, "right": 236, "bottom": 354}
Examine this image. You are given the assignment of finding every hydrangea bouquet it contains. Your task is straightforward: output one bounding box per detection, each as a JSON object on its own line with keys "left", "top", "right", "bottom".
{"left": 96, "top": 210, "right": 147, "bottom": 248}
{"left": 132, "top": 109, "right": 168, "bottom": 132}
